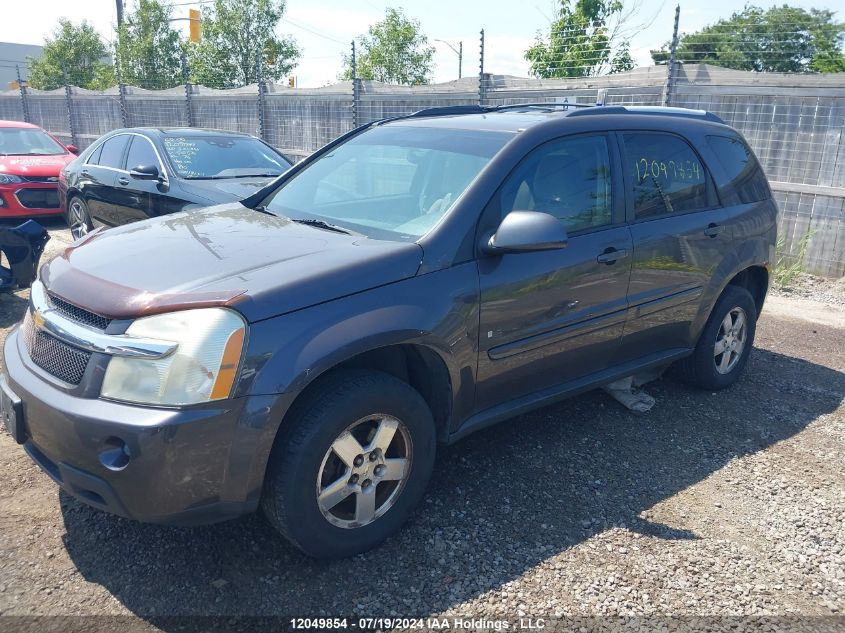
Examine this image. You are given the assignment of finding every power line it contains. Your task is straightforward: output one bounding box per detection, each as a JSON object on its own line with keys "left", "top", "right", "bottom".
{"left": 281, "top": 17, "right": 349, "bottom": 45}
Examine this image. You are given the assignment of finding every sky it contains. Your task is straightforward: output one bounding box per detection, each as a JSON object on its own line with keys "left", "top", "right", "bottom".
{"left": 0, "top": 0, "right": 838, "bottom": 88}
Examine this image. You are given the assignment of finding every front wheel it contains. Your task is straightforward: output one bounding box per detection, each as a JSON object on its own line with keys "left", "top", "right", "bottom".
{"left": 676, "top": 285, "right": 757, "bottom": 390}
{"left": 66, "top": 197, "right": 93, "bottom": 240}
{"left": 261, "top": 369, "right": 436, "bottom": 559}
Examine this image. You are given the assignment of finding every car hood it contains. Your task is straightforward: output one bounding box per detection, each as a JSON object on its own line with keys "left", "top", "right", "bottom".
{"left": 179, "top": 176, "right": 277, "bottom": 204}
{"left": 0, "top": 154, "right": 74, "bottom": 177}
{"left": 41, "top": 204, "right": 424, "bottom": 322}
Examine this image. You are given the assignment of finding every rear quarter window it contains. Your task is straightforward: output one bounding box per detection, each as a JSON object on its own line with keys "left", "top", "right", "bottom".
{"left": 706, "top": 135, "right": 770, "bottom": 204}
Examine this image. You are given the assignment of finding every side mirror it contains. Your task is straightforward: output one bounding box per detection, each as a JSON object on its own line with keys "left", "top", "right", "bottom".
{"left": 484, "top": 210, "right": 568, "bottom": 254}
{"left": 129, "top": 164, "right": 161, "bottom": 181}
{"left": 66, "top": 144, "right": 79, "bottom": 155}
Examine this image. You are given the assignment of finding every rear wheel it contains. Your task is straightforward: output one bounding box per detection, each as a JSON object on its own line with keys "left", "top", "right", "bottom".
{"left": 261, "top": 369, "right": 436, "bottom": 559}
{"left": 676, "top": 285, "right": 757, "bottom": 390}
{"left": 66, "top": 197, "right": 92, "bottom": 240}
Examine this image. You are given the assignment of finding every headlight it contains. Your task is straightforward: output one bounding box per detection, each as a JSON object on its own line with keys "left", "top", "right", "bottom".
{"left": 0, "top": 173, "right": 24, "bottom": 184}
{"left": 101, "top": 308, "right": 247, "bottom": 406}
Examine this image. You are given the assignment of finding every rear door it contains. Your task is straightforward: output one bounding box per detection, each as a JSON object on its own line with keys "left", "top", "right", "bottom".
{"left": 617, "top": 131, "right": 732, "bottom": 359}
{"left": 85, "top": 134, "right": 131, "bottom": 228}
{"left": 79, "top": 135, "right": 128, "bottom": 224}
{"left": 475, "top": 133, "right": 633, "bottom": 412}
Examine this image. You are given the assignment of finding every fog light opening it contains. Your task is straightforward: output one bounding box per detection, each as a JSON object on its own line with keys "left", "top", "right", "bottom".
{"left": 98, "top": 437, "right": 131, "bottom": 471}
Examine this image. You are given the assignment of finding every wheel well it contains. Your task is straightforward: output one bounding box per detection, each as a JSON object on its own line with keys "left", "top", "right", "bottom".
{"left": 727, "top": 266, "right": 768, "bottom": 317}
{"left": 296, "top": 345, "right": 453, "bottom": 442}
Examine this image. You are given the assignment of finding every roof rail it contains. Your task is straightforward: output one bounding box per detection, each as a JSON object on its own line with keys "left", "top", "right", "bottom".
{"left": 495, "top": 101, "right": 594, "bottom": 112}
{"left": 408, "top": 104, "right": 493, "bottom": 118}
{"left": 567, "top": 105, "right": 725, "bottom": 124}
{"left": 405, "top": 101, "right": 592, "bottom": 120}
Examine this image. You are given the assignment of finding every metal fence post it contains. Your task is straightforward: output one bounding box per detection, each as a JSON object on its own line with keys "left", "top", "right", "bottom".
{"left": 662, "top": 4, "right": 681, "bottom": 107}
{"left": 351, "top": 40, "right": 360, "bottom": 128}
{"left": 62, "top": 73, "right": 78, "bottom": 148}
{"left": 478, "top": 29, "right": 486, "bottom": 106}
{"left": 182, "top": 51, "right": 194, "bottom": 127}
{"left": 16, "top": 65, "right": 30, "bottom": 123}
{"left": 114, "top": 54, "right": 129, "bottom": 127}
{"left": 256, "top": 49, "right": 267, "bottom": 141}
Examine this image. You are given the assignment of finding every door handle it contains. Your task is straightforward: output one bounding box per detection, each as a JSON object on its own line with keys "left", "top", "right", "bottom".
{"left": 596, "top": 248, "right": 629, "bottom": 264}
{"left": 704, "top": 223, "right": 724, "bottom": 238}
{"left": 117, "top": 177, "right": 129, "bottom": 186}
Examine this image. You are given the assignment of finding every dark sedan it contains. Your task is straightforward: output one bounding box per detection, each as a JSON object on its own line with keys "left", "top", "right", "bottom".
{"left": 59, "top": 128, "right": 291, "bottom": 239}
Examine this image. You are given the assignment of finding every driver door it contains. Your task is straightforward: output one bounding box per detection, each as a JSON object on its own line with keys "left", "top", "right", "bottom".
{"left": 475, "top": 133, "right": 633, "bottom": 412}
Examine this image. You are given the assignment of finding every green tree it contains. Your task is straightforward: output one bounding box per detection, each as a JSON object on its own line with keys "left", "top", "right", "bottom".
{"left": 29, "top": 19, "right": 115, "bottom": 90}
{"left": 650, "top": 5, "right": 845, "bottom": 73}
{"left": 187, "top": 0, "right": 300, "bottom": 88}
{"left": 525, "top": 0, "right": 635, "bottom": 78}
{"left": 341, "top": 8, "right": 435, "bottom": 85}
{"left": 116, "top": 0, "right": 183, "bottom": 89}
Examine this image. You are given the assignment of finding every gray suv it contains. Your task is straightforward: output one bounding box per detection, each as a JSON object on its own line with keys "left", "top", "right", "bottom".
{"left": 1, "top": 105, "right": 776, "bottom": 558}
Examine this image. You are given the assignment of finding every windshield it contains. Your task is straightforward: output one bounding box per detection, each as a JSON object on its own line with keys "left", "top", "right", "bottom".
{"left": 162, "top": 135, "right": 291, "bottom": 179}
{"left": 0, "top": 128, "right": 66, "bottom": 156}
{"left": 261, "top": 125, "right": 513, "bottom": 241}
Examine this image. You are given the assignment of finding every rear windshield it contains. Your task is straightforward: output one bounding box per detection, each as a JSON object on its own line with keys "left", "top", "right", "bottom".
{"left": 162, "top": 135, "right": 291, "bottom": 179}
{"left": 262, "top": 125, "right": 513, "bottom": 241}
{"left": 0, "top": 127, "right": 66, "bottom": 156}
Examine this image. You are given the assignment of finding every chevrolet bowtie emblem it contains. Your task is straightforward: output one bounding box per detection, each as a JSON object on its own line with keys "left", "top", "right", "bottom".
{"left": 32, "top": 309, "right": 45, "bottom": 330}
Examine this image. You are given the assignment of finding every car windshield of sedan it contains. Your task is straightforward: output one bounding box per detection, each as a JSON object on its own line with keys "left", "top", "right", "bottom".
{"left": 162, "top": 135, "right": 291, "bottom": 179}
{"left": 261, "top": 125, "right": 513, "bottom": 241}
{"left": 0, "top": 128, "right": 66, "bottom": 156}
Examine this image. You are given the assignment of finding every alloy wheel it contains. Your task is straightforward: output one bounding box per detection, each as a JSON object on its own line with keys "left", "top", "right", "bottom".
{"left": 714, "top": 307, "right": 747, "bottom": 374}
{"left": 316, "top": 414, "right": 412, "bottom": 529}
{"left": 69, "top": 200, "right": 89, "bottom": 240}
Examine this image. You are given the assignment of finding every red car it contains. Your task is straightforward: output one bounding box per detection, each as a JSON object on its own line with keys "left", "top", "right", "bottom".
{"left": 0, "top": 121, "right": 78, "bottom": 219}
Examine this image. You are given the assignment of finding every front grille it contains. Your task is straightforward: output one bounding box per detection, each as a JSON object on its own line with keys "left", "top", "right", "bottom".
{"left": 22, "top": 313, "right": 91, "bottom": 385}
{"left": 48, "top": 294, "right": 111, "bottom": 330}
{"left": 15, "top": 188, "right": 59, "bottom": 209}
{"left": 22, "top": 176, "right": 60, "bottom": 183}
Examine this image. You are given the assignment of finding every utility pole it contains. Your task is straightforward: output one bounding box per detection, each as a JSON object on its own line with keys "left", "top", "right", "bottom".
{"left": 116, "top": 0, "right": 124, "bottom": 26}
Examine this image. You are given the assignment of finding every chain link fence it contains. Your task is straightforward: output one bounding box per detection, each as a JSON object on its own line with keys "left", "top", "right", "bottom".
{"left": 0, "top": 7, "right": 843, "bottom": 276}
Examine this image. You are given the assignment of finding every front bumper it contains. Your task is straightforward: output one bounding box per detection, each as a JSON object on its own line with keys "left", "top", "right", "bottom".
{"left": 0, "top": 183, "right": 62, "bottom": 217}
{"left": 3, "top": 327, "right": 283, "bottom": 525}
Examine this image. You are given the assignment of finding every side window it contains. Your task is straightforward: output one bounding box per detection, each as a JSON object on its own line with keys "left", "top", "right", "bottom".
{"left": 125, "top": 136, "right": 160, "bottom": 172}
{"left": 706, "top": 135, "right": 770, "bottom": 204}
{"left": 499, "top": 135, "right": 613, "bottom": 233}
{"left": 622, "top": 132, "right": 714, "bottom": 220}
{"left": 86, "top": 142, "right": 104, "bottom": 165}
{"left": 98, "top": 135, "right": 130, "bottom": 169}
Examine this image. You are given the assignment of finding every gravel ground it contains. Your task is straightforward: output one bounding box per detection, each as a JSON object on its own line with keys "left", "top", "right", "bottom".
{"left": 770, "top": 272, "right": 845, "bottom": 306}
{"left": 0, "top": 224, "right": 843, "bottom": 632}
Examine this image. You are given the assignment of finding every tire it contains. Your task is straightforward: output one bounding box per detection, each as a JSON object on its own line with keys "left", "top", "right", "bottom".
{"left": 676, "top": 285, "right": 757, "bottom": 390}
{"left": 261, "top": 369, "right": 437, "bottom": 559}
{"left": 66, "top": 196, "right": 93, "bottom": 241}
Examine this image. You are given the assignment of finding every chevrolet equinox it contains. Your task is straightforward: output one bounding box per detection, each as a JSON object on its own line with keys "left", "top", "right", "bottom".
{"left": 1, "top": 104, "right": 777, "bottom": 558}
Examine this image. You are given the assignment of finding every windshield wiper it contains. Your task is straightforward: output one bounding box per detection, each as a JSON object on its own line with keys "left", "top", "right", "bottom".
{"left": 290, "top": 218, "right": 356, "bottom": 235}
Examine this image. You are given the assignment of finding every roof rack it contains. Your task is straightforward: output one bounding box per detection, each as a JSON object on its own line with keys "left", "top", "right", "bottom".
{"left": 378, "top": 103, "right": 725, "bottom": 126}
{"left": 495, "top": 102, "right": 594, "bottom": 111}
{"left": 567, "top": 105, "right": 725, "bottom": 123}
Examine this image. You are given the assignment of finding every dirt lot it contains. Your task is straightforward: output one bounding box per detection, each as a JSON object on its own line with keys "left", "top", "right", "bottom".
{"left": 0, "top": 223, "right": 843, "bottom": 631}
